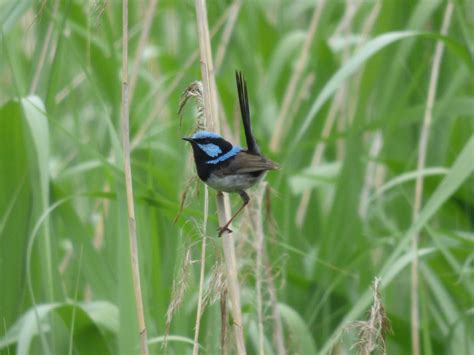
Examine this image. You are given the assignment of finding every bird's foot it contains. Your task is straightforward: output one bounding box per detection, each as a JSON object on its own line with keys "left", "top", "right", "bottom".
{"left": 217, "top": 225, "right": 232, "bottom": 237}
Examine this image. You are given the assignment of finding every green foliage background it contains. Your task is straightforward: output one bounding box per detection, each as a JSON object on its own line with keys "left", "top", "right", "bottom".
{"left": 0, "top": 0, "right": 473, "bottom": 354}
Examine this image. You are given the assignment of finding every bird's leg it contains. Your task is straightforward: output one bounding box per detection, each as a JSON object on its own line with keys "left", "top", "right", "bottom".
{"left": 218, "top": 191, "right": 250, "bottom": 237}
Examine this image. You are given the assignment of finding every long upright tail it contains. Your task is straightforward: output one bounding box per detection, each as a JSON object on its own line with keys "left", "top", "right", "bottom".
{"left": 236, "top": 71, "right": 260, "bottom": 155}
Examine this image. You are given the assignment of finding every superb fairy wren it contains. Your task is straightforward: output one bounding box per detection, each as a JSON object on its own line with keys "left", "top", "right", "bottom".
{"left": 183, "top": 71, "right": 279, "bottom": 236}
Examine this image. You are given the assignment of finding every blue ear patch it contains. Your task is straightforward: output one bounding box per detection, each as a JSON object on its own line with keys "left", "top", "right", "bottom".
{"left": 197, "top": 143, "right": 222, "bottom": 157}
{"left": 206, "top": 146, "right": 242, "bottom": 164}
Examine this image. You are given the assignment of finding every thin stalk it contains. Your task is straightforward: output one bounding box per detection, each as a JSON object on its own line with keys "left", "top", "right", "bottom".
{"left": 269, "top": 0, "right": 325, "bottom": 152}
{"left": 121, "top": 2, "right": 149, "bottom": 354}
{"left": 194, "top": 0, "right": 246, "bottom": 353}
{"left": 410, "top": 3, "right": 453, "bottom": 355}
{"left": 192, "top": 4, "right": 241, "bottom": 348}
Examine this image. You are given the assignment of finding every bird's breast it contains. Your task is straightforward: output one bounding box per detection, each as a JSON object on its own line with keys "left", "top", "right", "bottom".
{"left": 205, "top": 171, "right": 265, "bottom": 192}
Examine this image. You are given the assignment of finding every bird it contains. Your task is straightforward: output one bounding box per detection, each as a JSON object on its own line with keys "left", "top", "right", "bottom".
{"left": 183, "top": 71, "right": 279, "bottom": 237}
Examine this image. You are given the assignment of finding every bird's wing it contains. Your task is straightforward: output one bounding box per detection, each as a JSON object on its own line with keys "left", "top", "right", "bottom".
{"left": 236, "top": 71, "right": 260, "bottom": 155}
{"left": 216, "top": 152, "right": 279, "bottom": 176}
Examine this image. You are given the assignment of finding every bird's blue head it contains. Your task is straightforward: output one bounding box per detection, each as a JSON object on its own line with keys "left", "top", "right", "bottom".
{"left": 182, "top": 130, "right": 242, "bottom": 167}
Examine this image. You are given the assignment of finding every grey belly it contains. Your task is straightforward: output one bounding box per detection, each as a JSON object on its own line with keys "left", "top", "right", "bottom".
{"left": 206, "top": 172, "right": 265, "bottom": 192}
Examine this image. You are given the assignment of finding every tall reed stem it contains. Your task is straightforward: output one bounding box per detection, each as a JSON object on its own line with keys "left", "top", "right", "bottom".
{"left": 194, "top": 0, "right": 247, "bottom": 352}
{"left": 121, "top": 1, "right": 149, "bottom": 354}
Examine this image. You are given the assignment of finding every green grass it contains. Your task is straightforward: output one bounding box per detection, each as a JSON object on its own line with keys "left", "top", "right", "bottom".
{"left": 1, "top": 0, "right": 473, "bottom": 354}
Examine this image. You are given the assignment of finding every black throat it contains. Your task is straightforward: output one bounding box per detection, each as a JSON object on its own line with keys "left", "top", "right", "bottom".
{"left": 189, "top": 137, "right": 234, "bottom": 181}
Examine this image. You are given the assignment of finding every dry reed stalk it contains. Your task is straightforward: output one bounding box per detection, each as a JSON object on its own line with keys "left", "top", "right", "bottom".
{"left": 176, "top": 78, "right": 231, "bottom": 354}
{"left": 410, "top": 3, "right": 453, "bottom": 355}
{"left": 121, "top": 1, "right": 148, "bottom": 354}
{"left": 194, "top": 0, "right": 246, "bottom": 353}
{"left": 129, "top": 0, "right": 159, "bottom": 104}
{"left": 269, "top": 0, "right": 326, "bottom": 152}
{"left": 189, "top": 5, "right": 236, "bottom": 347}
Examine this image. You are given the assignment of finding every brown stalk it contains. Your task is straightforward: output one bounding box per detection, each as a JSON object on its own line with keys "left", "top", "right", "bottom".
{"left": 121, "top": 1, "right": 148, "bottom": 354}
{"left": 410, "top": 3, "right": 453, "bottom": 355}
{"left": 192, "top": 4, "right": 239, "bottom": 353}
{"left": 194, "top": 0, "right": 246, "bottom": 353}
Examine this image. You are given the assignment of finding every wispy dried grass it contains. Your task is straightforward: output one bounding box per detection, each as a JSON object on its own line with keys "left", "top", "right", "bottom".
{"left": 346, "top": 278, "right": 392, "bottom": 355}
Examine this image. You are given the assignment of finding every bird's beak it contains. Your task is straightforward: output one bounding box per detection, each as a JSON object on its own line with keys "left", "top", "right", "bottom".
{"left": 182, "top": 137, "right": 193, "bottom": 142}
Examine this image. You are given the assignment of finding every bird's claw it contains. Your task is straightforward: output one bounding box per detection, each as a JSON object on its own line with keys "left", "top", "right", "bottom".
{"left": 217, "top": 225, "right": 232, "bottom": 237}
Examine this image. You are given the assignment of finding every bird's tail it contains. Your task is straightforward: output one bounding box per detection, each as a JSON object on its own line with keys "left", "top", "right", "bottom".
{"left": 236, "top": 71, "right": 260, "bottom": 155}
